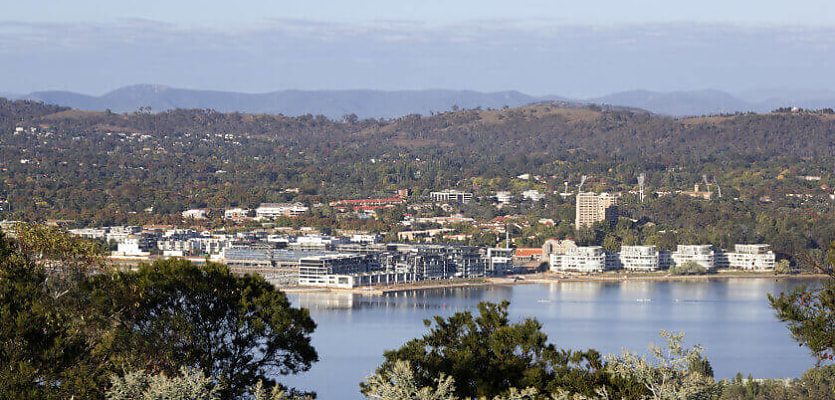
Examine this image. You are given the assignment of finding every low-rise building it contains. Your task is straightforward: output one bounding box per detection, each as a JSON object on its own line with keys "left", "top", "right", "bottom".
{"left": 255, "top": 203, "right": 308, "bottom": 219}
{"left": 522, "top": 190, "right": 546, "bottom": 202}
{"left": 495, "top": 191, "right": 512, "bottom": 204}
{"left": 182, "top": 209, "right": 209, "bottom": 219}
{"left": 224, "top": 208, "right": 249, "bottom": 221}
{"left": 430, "top": 190, "right": 473, "bottom": 204}
{"left": 114, "top": 235, "right": 153, "bottom": 256}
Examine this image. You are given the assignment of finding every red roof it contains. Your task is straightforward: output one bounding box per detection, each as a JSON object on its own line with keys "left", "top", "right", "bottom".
{"left": 331, "top": 198, "right": 405, "bottom": 205}
{"left": 514, "top": 248, "right": 543, "bottom": 257}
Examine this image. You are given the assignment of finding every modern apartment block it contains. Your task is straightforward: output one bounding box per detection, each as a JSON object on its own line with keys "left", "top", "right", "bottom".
{"left": 495, "top": 191, "right": 512, "bottom": 204}
{"left": 618, "top": 245, "right": 660, "bottom": 271}
{"left": 486, "top": 247, "right": 513, "bottom": 276}
{"left": 550, "top": 246, "right": 607, "bottom": 272}
{"left": 716, "top": 244, "right": 776, "bottom": 270}
{"left": 575, "top": 192, "right": 618, "bottom": 230}
{"left": 430, "top": 190, "right": 474, "bottom": 204}
{"left": 298, "top": 254, "right": 380, "bottom": 286}
{"left": 255, "top": 203, "right": 309, "bottom": 219}
{"left": 670, "top": 245, "right": 715, "bottom": 269}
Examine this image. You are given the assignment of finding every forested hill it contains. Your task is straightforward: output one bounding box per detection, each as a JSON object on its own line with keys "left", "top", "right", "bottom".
{"left": 7, "top": 99, "right": 834, "bottom": 159}
{"left": 1, "top": 98, "right": 834, "bottom": 225}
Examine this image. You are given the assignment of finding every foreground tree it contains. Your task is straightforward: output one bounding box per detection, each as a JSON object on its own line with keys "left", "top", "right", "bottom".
{"left": 768, "top": 242, "right": 835, "bottom": 363}
{"left": 0, "top": 233, "right": 88, "bottom": 399}
{"left": 106, "top": 367, "right": 222, "bottom": 400}
{"left": 364, "top": 301, "right": 637, "bottom": 399}
{"left": 363, "top": 360, "right": 457, "bottom": 400}
{"left": 87, "top": 258, "right": 318, "bottom": 399}
{"left": 1, "top": 225, "right": 319, "bottom": 399}
{"left": 606, "top": 331, "right": 719, "bottom": 400}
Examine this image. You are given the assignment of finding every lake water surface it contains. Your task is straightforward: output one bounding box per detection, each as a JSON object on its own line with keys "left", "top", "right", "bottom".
{"left": 283, "top": 278, "right": 818, "bottom": 399}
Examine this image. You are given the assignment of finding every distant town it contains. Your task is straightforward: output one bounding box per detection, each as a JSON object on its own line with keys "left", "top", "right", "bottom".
{"left": 3, "top": 187, "right": 781, "bottom": 290}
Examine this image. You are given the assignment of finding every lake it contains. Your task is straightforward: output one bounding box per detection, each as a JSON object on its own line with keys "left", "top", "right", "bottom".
{"left": 283, "top": 278, "right": 818, "bottom": 399}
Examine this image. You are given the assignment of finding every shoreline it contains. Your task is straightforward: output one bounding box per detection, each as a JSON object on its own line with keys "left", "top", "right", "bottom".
{"left": 280, "top": 271, "right": 827, "bottom": 295}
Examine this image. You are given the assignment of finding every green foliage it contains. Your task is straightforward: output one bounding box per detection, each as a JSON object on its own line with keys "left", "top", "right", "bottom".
{"left": 0, "top": 228, "right": 318, "bottom": 399}
{"left": 366, "top": 301, "right": 635, "bottom": 400}
{"left": 768, "top": 242, "right": 835, "bottom": 363}
{"left": 719, "top": 365, "right": 835, "bottom": 400}
{"left": 106, "top": 367, "right": 222, "bottom": 400}
{"left": 86, "top": 258, "right": 318, "bottom": 399}
{"left": 669, "top": 261, "right": 709, "bottom": 276}
{"left": 0, "top": 232, "right": 93, "bottom": 400}
{"left": 606, "top": 330, "right": 720, "bottom": 400}
{"left": 363, "top": 360, "right": 458, "bottom": 400}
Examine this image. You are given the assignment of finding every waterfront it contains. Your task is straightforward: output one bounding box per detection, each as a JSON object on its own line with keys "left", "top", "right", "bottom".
{"left": 283, "top": 278, "right": 820, "bottom": 399}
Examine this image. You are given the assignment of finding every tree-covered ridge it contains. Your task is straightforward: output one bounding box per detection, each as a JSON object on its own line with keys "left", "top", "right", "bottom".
{"left": 0, "top": 99, "right": 833, "bottom": 241}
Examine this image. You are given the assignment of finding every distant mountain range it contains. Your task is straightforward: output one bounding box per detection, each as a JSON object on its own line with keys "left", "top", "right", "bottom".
{"left": 6, "top": 85, "right": 835, "bottom": 118}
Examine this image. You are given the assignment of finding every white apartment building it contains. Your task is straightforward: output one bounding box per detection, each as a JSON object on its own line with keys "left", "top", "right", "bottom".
{"left": 522, "top": 190, "right": 546, "bottom": 202}
{"left": 726, "top": 244, "right": 775, "bottom": 270}
{"left": 486, "top": 247, "right": 514, "bottom": 275}
{"left": 224, "top": 208, "right": 249, "bottom": 220}
{"left": 550, "top": 246, "right": 607, "bottom": 272}
{"left": 114, "top": 236, "right": 152, "bottom": 256}
{"left": 619, "top": 245, "right": 660, "bottom": 271}
{"left": 495, "top": 191, "right": 512, "bottom": 204}
{"left": 670, "top": 245, "right": 715, "bottom": 269}
{"left": 182, "top": 209, "right": 209, "bottom": 219}
{"left": 430, "top": 190, "right": 474, "bottom": 204}
{"left": 255, "top": 203, "right": 309, "bottom": 219}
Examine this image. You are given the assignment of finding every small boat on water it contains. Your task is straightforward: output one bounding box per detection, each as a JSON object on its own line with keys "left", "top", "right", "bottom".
{"left": 636, "top": 298, "right": 652, "bottom": 302}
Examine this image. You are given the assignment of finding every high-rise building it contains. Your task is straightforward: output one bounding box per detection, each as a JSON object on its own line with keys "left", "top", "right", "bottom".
{"left": 575, "top": 192, "right": 618, "bottom": 230}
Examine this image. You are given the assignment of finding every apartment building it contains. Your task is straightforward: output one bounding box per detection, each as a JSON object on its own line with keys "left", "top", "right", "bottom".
{"left": 575, "top": 192, "right": 618, "bottom": 229}
{"left": 550, "top": 246, "right": 607, "bottom": 272}
{"left": 618, "top": 245, "right": 660, "bottom": 271}
{"left": 255, "top": 203, "right": 309, "bottom": 219}
{"left": 716, "top": 244, "right": 776, "bottom": 270}
{"left": 670, "top": 245, "right": 715, "bottom": 269}
{"left": 298, "top": 254, "right": 380, "bottom": 286}
{"left": 430, "top": 190, "right": 474, "bottom": 204}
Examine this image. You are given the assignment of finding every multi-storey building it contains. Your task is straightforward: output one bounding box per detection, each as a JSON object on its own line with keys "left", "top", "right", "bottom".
{"left": 182, "top": 209, "right": 209, "bottom": 219}
{"left": 495, "top": 191, "right": 512, "bottom": 204}
{"left": 486, "top": 247, "right": 513, "bottom": 276}
{"left": 521, "top": 190, "right": 546, "bottom": 202}
{"left": 550, "top": 246, "right": 607, "bottom": 272}
{"left": 430, "top": 190, "right": 474, "bottom": 204}
{"left": 670, "top": 245, "right": 715, "bottom": 269}
{"left": 255, "top": 203, "right": 309, "bottom": 219}
{"left": 298, "top": 254, "right": 380, "bottom": 286}
{"left": 720, "top": 244, "right": 776, "bottom": 270}
{"left": 619, "top": 245, "right": 660, "bottom": 271}
{"left": 224, "top": 208, "right": 249, "bottom": 221}
{"left": 575, "top": 192, "right": 618, "bottom": 230}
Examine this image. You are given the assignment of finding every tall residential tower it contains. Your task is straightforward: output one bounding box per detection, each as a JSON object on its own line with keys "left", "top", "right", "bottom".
{"left": 575, "top": 192, "right": 618, "bottom": 230}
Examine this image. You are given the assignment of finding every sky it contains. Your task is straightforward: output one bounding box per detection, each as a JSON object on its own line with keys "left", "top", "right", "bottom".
{"left": 2, "top": 1, "right": 835, "bottom": 97}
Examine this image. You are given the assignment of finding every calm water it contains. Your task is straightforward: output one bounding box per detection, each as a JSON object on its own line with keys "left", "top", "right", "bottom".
{"left": 283, "top": 278, "right": 818, "bottom": 400}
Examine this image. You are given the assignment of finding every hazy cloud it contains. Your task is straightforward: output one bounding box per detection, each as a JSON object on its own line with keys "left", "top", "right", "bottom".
{"left": 1, "top": 20, "right": 834, "bottom": 97}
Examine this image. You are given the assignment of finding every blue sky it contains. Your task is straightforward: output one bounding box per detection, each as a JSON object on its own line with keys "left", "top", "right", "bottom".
{"left": 3, "top": 1, "right": 835, "bottom": 97}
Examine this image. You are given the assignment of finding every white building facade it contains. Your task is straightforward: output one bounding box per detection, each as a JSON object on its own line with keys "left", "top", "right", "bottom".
{"left": 619, "top": 245, "right": 660, "bottom": 271}
{"left": 550, "top": 246, "right": 607, "bottom": 272}
{"left": 670, "top": 245, "right": 715, "bottom": 269}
